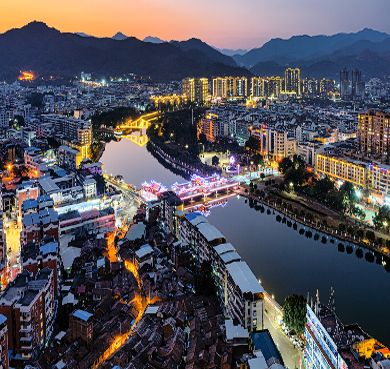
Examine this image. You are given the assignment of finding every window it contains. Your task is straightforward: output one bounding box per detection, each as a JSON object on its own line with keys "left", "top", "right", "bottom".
{"left": 253, "top": 310, "right": 256, "bottom": 317}
{"left": 253, "top": 319, "right": 257, "bottom": 326}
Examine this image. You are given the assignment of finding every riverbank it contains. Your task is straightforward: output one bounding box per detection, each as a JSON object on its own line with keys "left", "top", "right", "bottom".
{"left": 236, "top": 185, "right": 390, "bottom": 259}
{"left": 148, "top": 140, "right": 218, "bottom": 177}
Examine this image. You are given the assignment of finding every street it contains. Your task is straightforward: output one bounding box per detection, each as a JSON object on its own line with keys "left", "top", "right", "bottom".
{"left": 264, "top": 296, "right": 303, "bottom": 369}
{"left": 3, "top": 217, "right": 22, "bottom": 285}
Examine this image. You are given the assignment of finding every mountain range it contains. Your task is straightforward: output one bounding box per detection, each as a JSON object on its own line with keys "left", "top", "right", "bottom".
{"left": 1, "top": 22, "right": 390, "bottom": 81}
{"left": 0, "top": 22, "right": 248, "bottom": 81}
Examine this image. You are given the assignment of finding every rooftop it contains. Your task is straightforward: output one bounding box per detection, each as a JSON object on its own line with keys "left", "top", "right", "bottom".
{"left": 197, "top": 222, "right": 225, "bottom": 242}
{"left": 214, "top": 243, "right": 236, "bottom": 255}
{"left": 126, "top": 222, "right": 146, "bottom": 242}
{"left": 72, "top": 309, "right": 93, "bottom": 322}
{"left": 226, "top": 261, "right": 264, "bottom": 295}
{"left": 251, "top": 329, "right": 283, "bottom": 364}
{"left": 18, "top": 289, "right": 40, "bottom": 307}
{"left": 225, "top": 319, "right": 248, "bottom": 341}
{"left": 135, "top": 244, "right": 154, "bottom": 260}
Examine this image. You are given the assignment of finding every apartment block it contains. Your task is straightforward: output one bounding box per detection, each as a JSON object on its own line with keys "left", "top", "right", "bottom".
{"left": 57, "top": 145, "right": 82, "bottom": 170}
{"left": 41, "top": 114, "right": 92, "bottom": 146}
{"left": 0, "top": 268, "right": 55, "bottom": 362}
{"left": 285, "top": 68, "right": 301, "bottom": 97}
{"left": 251, "top": 125, "right": 298, "bottom": 160}
{"left": 182, "top": 78, "right": 208, "bottom": 103}
{"left": 69, "top": 309, "right": 93, "bottom": 344}
{"left": 22, "top": 240, "right": 59, "bottom": 296}
{"left": 0, "top": 314, "right": 8, "bottom": 369}
{"left": 21, "top": 201, "right": 59, "bottom": 245}
{"left": 357, "top": 110, "right": 390, "bottom": 161}
{"left": 316, "top": 154, "right": 368, "bottom": 189}
{"left": 251, "top": 77, "right": 266, "bottom": 99}
{"left": 176, "top": 211, "right": 264, "bottom": 331}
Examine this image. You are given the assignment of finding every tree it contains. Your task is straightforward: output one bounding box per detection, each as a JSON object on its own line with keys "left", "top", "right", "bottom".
{"left": 347, "top": 226, "right": 354, "bottom": 237}
{"left": 338, "top": 223, "right": 346, "bottom": 234}
{"left": 279, "top": 157, "right": 293, "bottom": 174}
{"left": 260, "top": 172, "right": 265, "bottom": 181}
{"left": 212, "top": 155, "right": 219, "bottom": 166}
{"left": 356, "top": 228, "right": 364, "bottom": 240}
{"left": 245, "top": 136, "right": 261, "bottom": 153}
{"left": 366, "top": 230, "right": 375, "bottom": 243}
{"left": 322, "top": 219, "right": 327, "bottom": 228}
{"left": 194, "top": 261, "right": 215, "bottom": 296}
{"left": 283, "top": 294, "right": 307, "bottom": 334}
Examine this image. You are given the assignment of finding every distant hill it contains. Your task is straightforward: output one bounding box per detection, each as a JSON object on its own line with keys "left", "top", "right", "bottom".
{"left": 75, "top": 32, "right": 94, "bottom": 38}
{"left": 143, "top": 36, "right": 165, "bottom": 44}
{"left": 170, "top": 38, "right": 237, "bottom": 67}
{"left": 250, "top": 49, "right": 390, "bottom": 80}
{"left": 0, "top": 22, "right": 248, "bottom": 82}
{"left": 235, "top": 28, "right": 390, "bottom": 68}
{"left": 112, "top": 32, "right": 128, "bottom": 40}
{"left": 217, "top": 48, "right": 247, "bottom": 56}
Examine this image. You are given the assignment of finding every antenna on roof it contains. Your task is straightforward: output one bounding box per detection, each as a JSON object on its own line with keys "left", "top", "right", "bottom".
{"left": 328, "top": 287, "right": 335, "bottom": 314}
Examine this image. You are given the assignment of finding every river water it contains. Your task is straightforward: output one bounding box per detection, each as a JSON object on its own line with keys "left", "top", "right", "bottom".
{"left": 101, "top": 138, "right": 390, "bottom": 346}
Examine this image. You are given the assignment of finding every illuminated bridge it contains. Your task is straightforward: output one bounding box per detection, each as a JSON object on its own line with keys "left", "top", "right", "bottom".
{"left": 172, "top": 174, "right": 239, "bottom": 202}
{"left": 119, "top": 111, "right": 159, "bottom": 131}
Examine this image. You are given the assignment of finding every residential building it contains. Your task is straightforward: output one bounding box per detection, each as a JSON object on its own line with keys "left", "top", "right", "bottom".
{"left": 0, "top": 314, "right": 8, "bottom": 369}
{"left": 357, "top": 110, "right": 390, "bottom": 162}
{"left": 303, "top": 78, "right": 318, "bottom": 97}
{"left": 159, "top": 191, "right": 183, "bottom": 235}
{"left": 22, "top": 240, "right": 59, "bottom": 296}
{"left": 57, "top": 145, "right": 82, "bottom": 170}
{"left": 268, "top": 77, "right": 282, "bottom": 98}
{"left": 182, "top": 78, "right": 208, "bottom": 103}
{"left": 200, "top": 112, "right": 219, "bottom": 142}
{"left": 69, "top": 309, "right": 93, "bottom": 344}
{"left": 306, "top": 302, "right": 371, "bottom": 369}
{"left": 316, "top": 154, "right": 368, "bottom": 189}
{"left": 319, "top": 78, "right": 335, "bottom": 97}
{"left": 225, "top": 261, "right": 264, "bottom": 331}
{"left": 41, "top": 114, "right": 92, "bottom": 146}
{"left": 21, "top": 198, "right": 59, "bottom": 245}
{"left": 251, "top": 77, "right": 266, "bottom": 99}
{"left": 340, "top": 68, "right": 350, "bottom": 100}
{"left": 0, "top": 268, "right": 55, "bottom": 362}
{"left": 234, "top": 77, "right": 248, "bottom": 97}
{"left": 285, "top": 68, "right": 301, "bottom": 97}
{"left": 58, "top": 207, "right": 115, "bottom": 235}
{"left": 24, "top": 147, "right": 48, "bottom": 177}
{"left": 212, "top": 77, "right": 226, "bottom": 98}
{"left": 38, "top": 175, "right": 84, "bottom": 205}
{"left": 176, "top": 211, "right": 264, "bottom": 331}
{"left": 352, "top": 69, "right": 365, "bottom": 101}
{"left": 298, "top": 141, "right": 323, "bottom": 167}
{"left": 251, "top": 125, "right": 298, "bottom": 160}
{"left": 16, "top": 182, "right": 39, "bottom": 216}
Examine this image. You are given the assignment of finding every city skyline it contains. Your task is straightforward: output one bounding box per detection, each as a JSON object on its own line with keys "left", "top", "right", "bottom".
{"left": 1, "top": 0, "right": 390, "bottom": 49}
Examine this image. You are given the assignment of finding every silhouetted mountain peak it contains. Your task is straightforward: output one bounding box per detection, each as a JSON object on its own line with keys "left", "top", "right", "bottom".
{"left": 143, "top": 36, "right": 165, "bottom": 44}
{"left": 112, "top": 32, "right": 128, "bottom": 40}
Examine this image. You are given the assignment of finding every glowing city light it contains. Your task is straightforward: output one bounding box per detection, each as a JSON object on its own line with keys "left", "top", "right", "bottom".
{"left": 229, "top": 155, "right": 236, "bottom": 166}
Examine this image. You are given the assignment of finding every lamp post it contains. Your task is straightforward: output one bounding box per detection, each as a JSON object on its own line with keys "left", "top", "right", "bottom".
{"left": 237, "top": 164, "right": 240, "bottom": 176}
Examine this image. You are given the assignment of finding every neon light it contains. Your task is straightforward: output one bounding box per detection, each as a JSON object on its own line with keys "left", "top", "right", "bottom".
{"left": 140, "top": 180, "right": 167, "bottom": 201}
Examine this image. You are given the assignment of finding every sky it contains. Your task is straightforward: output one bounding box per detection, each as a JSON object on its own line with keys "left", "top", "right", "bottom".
{"left": 1, "top": 0, "right": 390, "bottom": 49}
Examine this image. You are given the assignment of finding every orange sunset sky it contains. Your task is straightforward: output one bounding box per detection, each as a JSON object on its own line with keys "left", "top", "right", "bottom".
{"left": 1, "top": 0, "right": 390, "bottom": 49}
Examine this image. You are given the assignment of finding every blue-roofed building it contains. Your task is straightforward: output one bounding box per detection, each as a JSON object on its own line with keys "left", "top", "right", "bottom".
{"left": 251, "top": 329, "right": 285, "bottom": 367}
{"left": 69, "top": 309, "right": 93, "bottom": 344}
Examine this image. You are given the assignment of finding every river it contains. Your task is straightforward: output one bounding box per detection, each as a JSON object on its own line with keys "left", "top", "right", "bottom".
{"left": 101, "top": 138, "right": 390, "bottom": 346}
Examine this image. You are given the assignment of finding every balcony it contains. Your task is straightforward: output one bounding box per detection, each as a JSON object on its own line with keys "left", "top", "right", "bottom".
{"left": 20, "top": 334, "right": 33, "bottom": 342}
{"left": 19, "top": 325, "right": 32, "bottom": 333}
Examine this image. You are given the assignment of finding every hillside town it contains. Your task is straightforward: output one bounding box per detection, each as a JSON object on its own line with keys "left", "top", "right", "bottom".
{"left": 0, "top": 67, "right": 390, "bottom": 369}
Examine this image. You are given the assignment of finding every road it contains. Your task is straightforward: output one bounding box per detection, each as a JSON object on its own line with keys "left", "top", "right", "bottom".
{"left": 264, "top": 295, "right": 303, "bottom": 369}
{"left": 3, "top": 217, "right": 22, "bottom": 286}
